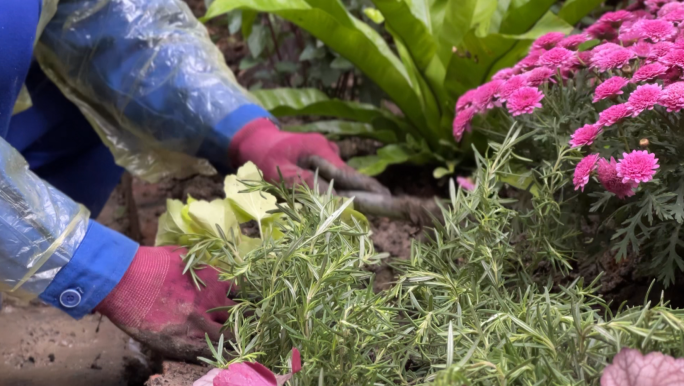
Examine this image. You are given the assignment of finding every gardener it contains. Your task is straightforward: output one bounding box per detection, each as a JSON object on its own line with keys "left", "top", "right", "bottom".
{"left": 0, "top": 0, "right": 357, "bottom": 361}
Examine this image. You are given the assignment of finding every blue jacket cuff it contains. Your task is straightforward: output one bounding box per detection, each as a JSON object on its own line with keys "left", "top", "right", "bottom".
{"left": 39, "top": 221, "right": 139, "bottom": 319}
{"left": 197, "top": 104, "right": 273, "bottom": 172}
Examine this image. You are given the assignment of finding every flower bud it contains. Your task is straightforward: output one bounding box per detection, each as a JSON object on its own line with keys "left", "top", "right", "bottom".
{"left": 640, "top": 138, "right": 649, "bottom": 148}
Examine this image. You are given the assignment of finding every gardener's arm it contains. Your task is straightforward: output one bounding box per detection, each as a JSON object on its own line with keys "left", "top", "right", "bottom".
{"left": 36, "top": 0, "right": 350, "bottom": 185}
{"left": 0, "top": 136, "right": 235, "bottom": 361}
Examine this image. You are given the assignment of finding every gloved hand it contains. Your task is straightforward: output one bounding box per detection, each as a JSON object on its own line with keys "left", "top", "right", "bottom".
{"left": 229, "top": 118, "right": 389, "bottom": 195}
{"left": 229, "top": 118, "right": 347, "bottom": 189}
{"left": 96, "top": 246, "right": 236, "bottom": 362}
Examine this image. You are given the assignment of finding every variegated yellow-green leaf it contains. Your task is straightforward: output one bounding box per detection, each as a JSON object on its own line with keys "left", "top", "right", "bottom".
{"left": 224, "top": 162, "right": 278, "bottom": 238}
{"left": 187, "top": 199, "right": 240, "bottom": 238}
{"left": 155, "top": 199, "right": 190, "bottom": 246}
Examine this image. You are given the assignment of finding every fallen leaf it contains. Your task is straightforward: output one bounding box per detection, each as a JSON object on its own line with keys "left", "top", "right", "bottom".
{"left": 214, "top": 362, "right": 278, "bottom": 386}
{"left": 601, "top": 348, "right": 684, "bottom": 386}
{"left": 194, "top": 348, "right": 302, "bottom": 386}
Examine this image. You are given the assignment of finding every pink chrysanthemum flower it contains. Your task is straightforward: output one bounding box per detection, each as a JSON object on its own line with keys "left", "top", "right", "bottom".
{"left": 599, "top": 10, "right": 635, "bottom": 27}
{"left": 492, "top": 68, "right": 516, "bottom": 81}
{"left": 597, "top": 104, "right": 631, "bottom": 127}
{"left": 456, "top": 89, "right": 478, "bottom": 112}
{"left": 631, "top": 41, "right": 652, "bottom": 58}
{"left": 473, "top": 80, "right": 504, "bottom": 110}
{"left": 586, "top": 22, "right": 618, "bottom": 40}
{"left": 591, "top": 43, "right": 628, "bottom": 61}
{"left": 559, "top": 34, "right": 589, "bottom": 50}
{"left": 616, "top": 150, "right": 659, "bottom": 184}
{"left": 659, "top": 81, "right": 684, "bottom": 111}
{"left": 658, "top": 1, "right": 684, "bottom": 16}
{"left": 646, "top": 0, "right": 676, "bottom": 12}
{"left": 506, "top": 87, "right": 544, "bottom": 116}
{"left": 593, "top": 48, "right": 636, "bottom": 71}
{"left": 598, "top": 157, "right": 638, "bottom": 199}
{"left": 526, "top": 67, "right": 555, "bottom": 86}
{"left": 647, "top": 41, "right": 675, "bottom": 61}
{"left": 515, "top": 50, "right": 543, "bottom": 70}
{"left": 532, "top": 32, "right": 566, "bottom": 50}
{"left": 573, "top": 154, "right": 600, "bottom": 192}
{"left": 593, "top": 76, "right": 629, "bottom": 102}
{"left": 539, "top": 47, "right": 574, "bottom": 67}
{"left": 569, "top": 124, "right": 603, "bottom": 148}
{"left": 498, "top": 74, "right": 530, "bottom": 101}
{"left": 632, "top": 19, "right": 677, "bottom": 42}
{"left": 662, "top": 7, "right": 684, "bottom": 23}
{"left": 660, "top": 49, "right": 684, "bottom": 68}
{"left": 456, "top": 176, "right": 476, "bottom": 191}
{"left": 453, "top": 107, "right": 475, "bottom": 142}
{"left": 626, "top": 83, "right": 662, "bottom": 116}
{"left": 577, "top": 51, "right": 593, "bottom": 66}
{"left": 630, "top": 9, "right": 654, "bottom": 20}
{"left": 618, "top": 30, "right": 642, "bottom": 46}
{"left": 663, "top": 67, "right": 683, "bottom": 85}
{"left": 632, "top": 62, "right": 669, "bottom": 82}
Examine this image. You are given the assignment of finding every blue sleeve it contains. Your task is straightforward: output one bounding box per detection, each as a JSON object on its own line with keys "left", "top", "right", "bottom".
{"left": 36, "top": 0, "right": 273, "bottom": 171}
{"left": 0, "top": 0, "right": 40, "bottom": 136}
{"left": 0, "top": 136, "right": 137, "bottom": 318}
{"left": 39, "top": 221, "right": 138, "bottom": 319}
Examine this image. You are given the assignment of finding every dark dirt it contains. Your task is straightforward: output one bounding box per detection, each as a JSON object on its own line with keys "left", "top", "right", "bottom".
{"left": 146, "top": 362, "right": 207, "bottom": 386}
{"left": 575, "top": 248, "right": 684, "bottom": 309}
{"left": 0, "top": 296, "right": 158, "bottom": 386}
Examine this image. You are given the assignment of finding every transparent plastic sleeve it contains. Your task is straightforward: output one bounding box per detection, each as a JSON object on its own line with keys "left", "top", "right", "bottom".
{"left": 34, "top": 0, "right": 262, "bottom": 182}
{"left": 0, "top": 137, "right": 89, "bottom": 300}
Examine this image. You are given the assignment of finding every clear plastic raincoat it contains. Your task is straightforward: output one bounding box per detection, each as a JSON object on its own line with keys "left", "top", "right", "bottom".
{"left": 1, "top": 0, "right": 271, "bottom": 304}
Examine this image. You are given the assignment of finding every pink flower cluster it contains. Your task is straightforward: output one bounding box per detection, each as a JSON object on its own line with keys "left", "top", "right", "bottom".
{"left": 452, "top": 2, "right": 676, "bottom": 199}
{"left": 573, "top": 151, "right": 658, "bottom": 197}
{"left": 452, "top": 71, "right": 546, "bottom": 140}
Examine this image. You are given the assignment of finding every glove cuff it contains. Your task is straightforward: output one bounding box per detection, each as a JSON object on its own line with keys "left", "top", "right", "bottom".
{"left": 95, "top": 246, "right": 171, "bottom": 329}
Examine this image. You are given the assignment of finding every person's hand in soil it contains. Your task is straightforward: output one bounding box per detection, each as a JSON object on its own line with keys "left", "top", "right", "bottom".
{"left": 96, "top": 246, "right": 236, "bottom": 362}
{"left": 230, "top": 118, "right": 390, "bottom": 195}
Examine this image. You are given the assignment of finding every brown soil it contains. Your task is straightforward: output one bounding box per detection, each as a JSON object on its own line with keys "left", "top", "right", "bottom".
{"left": 0, "top": 296, "right": 158, "bottom": 386}
{"left": 146, "top": 361, "right": 207, "bottom": 386}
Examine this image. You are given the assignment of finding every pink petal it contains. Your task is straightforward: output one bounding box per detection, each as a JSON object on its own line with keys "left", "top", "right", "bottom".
{"left": 194, "top": 369, "right": 223, "bottom": 386}
{"left": 601, "top": 348, "right": 684, "bottom": 386}
{"left": 291, "top": 348, "right": 302, "bottom": 374}
{"left": 214, "top": 362, "right": 278, "bottom": 386}
{"left": 456, "top": 176, "right": 477, "bottom": 191}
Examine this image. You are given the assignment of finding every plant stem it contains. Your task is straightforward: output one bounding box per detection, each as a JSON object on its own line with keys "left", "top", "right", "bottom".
{"left": 618, "top": 123, "right": 630, "bottom": 152}
{"left": 293, "top": 25, "right": 309, "bottom": 85}
{"left": 264, "top": 15, "right": 282, "bottom": 62}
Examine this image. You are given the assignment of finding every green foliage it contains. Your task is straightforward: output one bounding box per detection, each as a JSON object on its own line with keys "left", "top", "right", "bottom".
{"left": 214, "top": 0, "right": 383, "bottom": 104}
{"left": 166, "top": 130, "right": 684, "bottom": 385}
{"left": 204, "top": 0, "right": 601, "bottom": 175}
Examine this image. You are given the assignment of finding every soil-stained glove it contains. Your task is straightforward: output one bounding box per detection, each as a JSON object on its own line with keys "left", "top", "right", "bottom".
{"left": 95, "top": 246, "right": 236, "bottom": 362}
{"left": 230, "top": 118, "right": 346, "bottom": 188}
{"left": 230, "top": 118, "right": 389, "bottom": 195}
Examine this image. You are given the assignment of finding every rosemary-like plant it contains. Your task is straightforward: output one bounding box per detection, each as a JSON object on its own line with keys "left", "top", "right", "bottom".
{"left": 166, "top": 128, "right": 684, "bottom": 385}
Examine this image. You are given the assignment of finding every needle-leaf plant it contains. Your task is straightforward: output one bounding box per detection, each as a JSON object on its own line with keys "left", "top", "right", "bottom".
{"left": 159, "top": 128, "right": 684, "bottom": 385}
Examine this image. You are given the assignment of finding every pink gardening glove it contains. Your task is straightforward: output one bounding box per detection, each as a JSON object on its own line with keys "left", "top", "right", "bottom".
{"left": 96, "top": 246, "right": 236, "bottom": 361}
{"left": 229, "top": 118, "right": 348, "bottom": 189}
{"left": 230, "top": 118, "right": 390, "bottom": 196}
